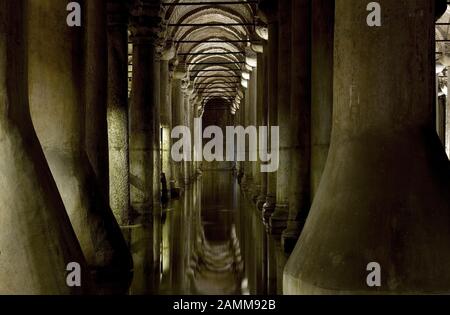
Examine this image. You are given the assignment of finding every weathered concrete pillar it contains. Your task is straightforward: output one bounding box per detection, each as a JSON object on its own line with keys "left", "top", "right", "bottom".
{"left": 0, "top": 0, "right": 91, "bottom": 294}
{"left": 28, "top": 0, "right": 132, "bottom": 293}
{"left": 281, "top": 0, "right": 311, "bottom": 254}
{"left": 310, "top": 0, "right": 334, "bottom": 200}
{"left": 107, "top": 0, "right": 130, "bottom": 225}
{"left": 285, "top": 0, "right": 450, "bottom": 294}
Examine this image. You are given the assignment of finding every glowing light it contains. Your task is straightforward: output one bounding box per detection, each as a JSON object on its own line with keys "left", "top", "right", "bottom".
{"left": 245, "top": 56, "right": 257, "bottom": 68}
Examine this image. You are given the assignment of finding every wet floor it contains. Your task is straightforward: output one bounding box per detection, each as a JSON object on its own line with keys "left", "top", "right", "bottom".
{"left": 125, "top": 169, "right": 247, "bottom": 295}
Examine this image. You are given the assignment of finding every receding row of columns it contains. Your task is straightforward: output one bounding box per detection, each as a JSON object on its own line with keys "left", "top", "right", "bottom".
{"left": 237, "top": 0, "right": 332, "bottom": 295}
{"left": 0, "top": 0, "right": 206, "bottom": 294}
{"left": 239, "top": 0, "right": 450, "bottom": 295}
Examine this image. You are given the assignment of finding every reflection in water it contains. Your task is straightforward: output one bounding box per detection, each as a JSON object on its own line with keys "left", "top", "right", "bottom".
{"left": 127, "top": 170, "right": 245, "bottom": 295}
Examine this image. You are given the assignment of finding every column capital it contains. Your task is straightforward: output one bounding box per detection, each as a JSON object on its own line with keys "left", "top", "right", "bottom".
{"left": 182, "top": 84, "right": 194, "bottom": 96}
{"left": 257, "top": 0, "right": 278, "bottom": 24}
{"left": 174, "top": 63, "right": 188, "bottom": 80}
{"left": 245, "top": 47, "right": 257, "bottom": 68}
{"left": 160, "top": 43, "right": 176, "bottom": 61}
{"left": 129, "top": 1, "right": 163, "bottom": 44}
{"left": 255, "top": 24, "right": 268, "bottom": 41}
{"left": 107, "top": 0, "right": 128, "bottom": 27}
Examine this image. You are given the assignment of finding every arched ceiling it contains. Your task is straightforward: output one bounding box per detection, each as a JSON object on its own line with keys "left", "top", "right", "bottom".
{"left": 436, "top": 6, "right": 450, "bottom": 57}
{"left": 436, "top": 5, "right": 450, "bottom": 96}
{"left": 161, "top": 0, "right": 260, "bottom": 114}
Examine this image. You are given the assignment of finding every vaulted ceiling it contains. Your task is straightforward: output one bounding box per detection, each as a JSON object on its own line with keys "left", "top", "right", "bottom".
{"left": 128, "top": 0, "right": 263, "bottom": 114}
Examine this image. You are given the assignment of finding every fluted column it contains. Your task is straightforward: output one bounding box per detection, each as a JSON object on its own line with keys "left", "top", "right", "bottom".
{"left": 28, "top": 0, "right": 132, "bottom": 293}
{"left": 285, "top": 0, "right": 450, "bottom": 294}
{"left": 0, "top": 0, "right": 91, "bottom": 294}
{"left": 281, "top": 0, "right": 311, "bottom": 254}
{"left": 107, "top": 0, "right": 130, "bottom": 225}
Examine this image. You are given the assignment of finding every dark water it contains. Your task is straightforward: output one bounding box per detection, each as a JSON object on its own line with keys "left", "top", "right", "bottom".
{"left": 126, "top": 170, "right": 246, "bottom": 295}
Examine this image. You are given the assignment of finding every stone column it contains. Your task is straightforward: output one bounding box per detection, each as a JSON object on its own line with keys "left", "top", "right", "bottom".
{"left": 258, "top": 0, "right": 279, "bottom": 295}
{"left": 256, "top": 47, "right": 268, "bottom": 211}
{"left": 285, "top": 0, "right": 450, "bottom": 294}
{"left": 153, "top": 52, "right": 162, "bottom": 210}
{"left": 168, "top": 62, "right": 178, "bottom": 191}
{"left": 160, "top": 46, "right": 175, "bottom": 203}
{"left": 0, "top": 0, "right": 91, "bottom": 294}
{"left": 192, "top": 97, "right": 202, "bottom": 176}
{"left": 281, "top": 0, "right": 311, "bottom": 254}
{"left": 189, "top": 93, "right": 197, "bottom": 181}
{"left": 446, "top": 67, "right": 450, "bottom": 157}
{"left": 28, "top": 0, "right": 132, "bottom": 294}
{"left": 249, "top": 66, "right": 259, "bottom": 201}
{"left": 270, "top": 0, "right": 291, "bottom": 236}
{"left": 260, "top": 0, "right": 278, "bottom": 226}
{"left": 129, "top": 2, "right": 161, "bottom": 218}
{"left": 310, "top": 0, "right": 334, "bottom": 199}
{"left": 85, "top": 0, "right": 109, "bottom": 201}
{"left": 171, "top": 70, "right": 186, "bottom": 195}
{"left": 242, "top": 81, "right": 253, "bottom": 192}
{"left": 255, "top": 42, "right": 269, "bottom": 294}
{"left": 107, "top": 0, "right": 130, "bottom": 225}
{"left": 129, "top": 1, "right": 162, "bottom": 294}
{"left": 182, "top": 84, "right": 193, "bottom": 185}
{"left": 267, "top": 0, "right": 292, "bottom": 295}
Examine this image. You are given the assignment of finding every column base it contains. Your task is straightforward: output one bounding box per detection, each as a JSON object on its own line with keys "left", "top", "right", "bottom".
{"left": 269, "top": 203, "right": 289, "bottom": 236}
{"left": 262, "top": 196, "right": 276, "bottom": 230}
{"left": 282, "top": 223, "right": 301, "bottom": 254}
{"left": 251, "top": 184, "right": 261, "bottom": 204}
{"left": 256, "top": 194, "right": 267, "bottom": 211}
{"left": 170, "top": 187, "right": 182, "bottom": 199}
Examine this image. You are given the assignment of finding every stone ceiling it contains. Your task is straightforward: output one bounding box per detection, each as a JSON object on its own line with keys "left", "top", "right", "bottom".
{"left": 128, "top": 0, "right": 262, "bottom": 114}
